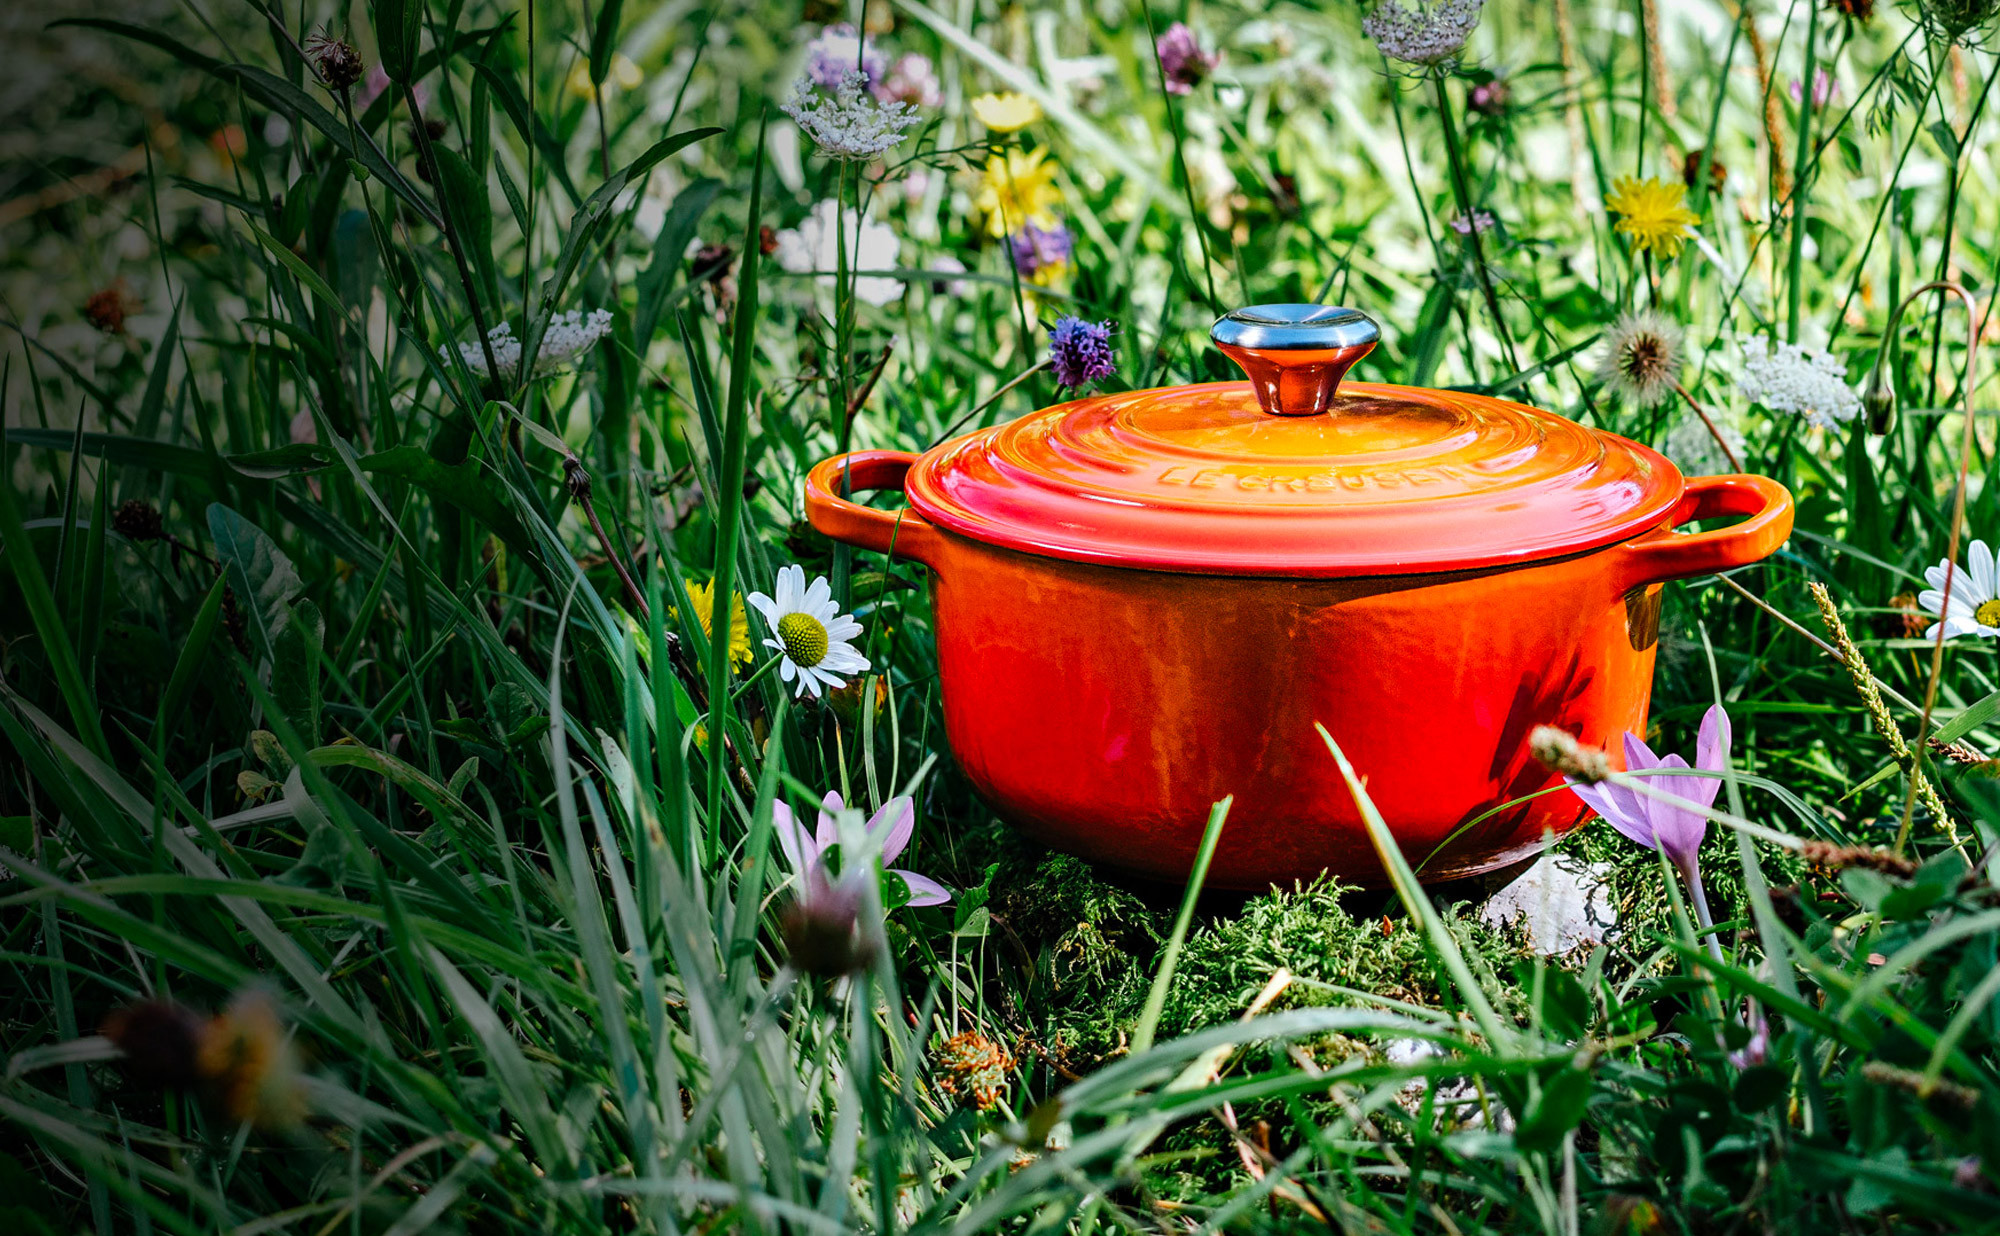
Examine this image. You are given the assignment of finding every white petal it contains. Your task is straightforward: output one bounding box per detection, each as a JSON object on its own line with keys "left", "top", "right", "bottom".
{"left": 778, "top": 658, "right": 797, "bottom": 682}
{"left": 804, "top": 574, "right": 832, "bottom": 611}
{"left": 1917, "top": 589, "right": 1945, "bottom": 616}
{"left": 799, "top": 667, "right": 824, "bottom": 698}
{"left": 1974, "top": 540, "right": 1996, "bottom": 600}
{"left": 747, "top": 592, "right": 780, "bottom": 625}
{"left": 1926, "top": 562, "right": 1952, "bottom": 591}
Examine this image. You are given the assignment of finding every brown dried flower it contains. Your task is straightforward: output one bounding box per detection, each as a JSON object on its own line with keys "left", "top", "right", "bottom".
{"left": 933, "top": 1030, "right": 1017, "bottom": 1111}
{"left": 85, "top": 283, "right": 138, "bottom": 334}
{"left": 1529, "top": 725, "right": 1612, "bottom": 783}
{"left": 1681, "top": 148, "right": 1727, "bottom": 194}
{"left": 102, "top": 989, "right": 308, "bottom": 1130}
{"left": 303, "top": 29, "right": 365, "bottom": 91}
{"left": 112, "top": 499, "right": 165, "bottom": 542}
{"left": 1798, "top": 839, "right": 1917, "bottom": 878}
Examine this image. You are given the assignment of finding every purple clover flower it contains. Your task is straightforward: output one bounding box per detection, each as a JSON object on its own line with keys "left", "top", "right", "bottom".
{"left": 1155, "top": 22, "right": 1221, "bottom": 95}
{"left": 804, "top": 23, "right": 886, "bottom": 90}
{"left": 1010, "top": 222, "right": 1074, "bottom": 278}
{"left": 1049, "top": 316, "right": 1115, "bottom": 389}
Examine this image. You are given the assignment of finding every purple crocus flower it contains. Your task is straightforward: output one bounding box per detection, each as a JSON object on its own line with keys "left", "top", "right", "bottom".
{"left": 1049, "top": 316, "right": 1116, "bottom": 389}
{"left": 773, "top": 791, "right": 952, "bottom": 908}
{"left": 1156, "top": 22, "right": 1221, "bottom": 95}
{"left": 1010, "top": 222, "right": 1074, "bottom": 278}
{"left": 1565, "top": 703, "right": 1731, "bottom": 952}
{"left": 804, "top": 23, "right": 886, "bottom": 89}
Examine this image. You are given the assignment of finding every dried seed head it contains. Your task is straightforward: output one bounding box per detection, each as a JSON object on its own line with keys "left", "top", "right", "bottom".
{"left": 85, "top": 283, "right": 137, "bottom": 334}
{"left": 1681, "top": 147, "right": 1727, "bottom": 193}
{"left": 303, "top": 29, "right": 365, "bottom": 91}
{"left": 102, "top": 1000, "right": 207, "bottom": 1090}
{"left": 1798, "top": 839, "right": 1917, "bottom": 878}
{"left": 112, "top": 499, "right": 165, "bottom": 542}
{"left": 932, "top": 1030, "right": 1018, "bottom": 1111}
{"left": 1595, "top": 311, "right": 1684, "bottom": 409}
{"left": 1530, "top": 726, "right": 1612, "bottom": 783}
{"left": 1829, "top": 0, "right": 1876, "bottom": 20}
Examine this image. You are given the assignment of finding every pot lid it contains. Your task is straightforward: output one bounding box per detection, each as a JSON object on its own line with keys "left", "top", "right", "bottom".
{"left": 904, "top": 304, "right": 1686, "bottom": 578}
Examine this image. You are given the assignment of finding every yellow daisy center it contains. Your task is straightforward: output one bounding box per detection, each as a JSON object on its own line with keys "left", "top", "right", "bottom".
{"left": 777, "top": 612, "right": 830, "bottom": 668}
{"left": 1977, "top": 599, "right": 2000, "bottom": 628}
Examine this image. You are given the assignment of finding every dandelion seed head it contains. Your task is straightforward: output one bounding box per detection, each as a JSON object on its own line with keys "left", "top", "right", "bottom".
{"left": 1595, "top": 310, "right": 1684, "bottom": 408}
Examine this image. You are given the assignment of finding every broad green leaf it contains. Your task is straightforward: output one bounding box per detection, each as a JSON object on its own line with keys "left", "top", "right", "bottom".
{"left": 207, "top": 503, "right": 304, "bottom": 665}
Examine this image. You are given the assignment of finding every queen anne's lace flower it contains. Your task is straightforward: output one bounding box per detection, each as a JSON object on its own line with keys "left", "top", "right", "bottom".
{"left": 1738, "top": 336, "right": 1861, "bottom": 428}
{"left": 774, "top": 200, "right": 903, "bottom": 307}
{"left": 442, "top": 309, "right": 612, "bottom": 381}
{"left": 1362, "top": 0, "right": 1485, "bottom": 66}
{"left": 1662, "top": 411, "right": 1746, "bottom": 477}
{"left": 783, "top": 70, "right": 920, "bottom": 161}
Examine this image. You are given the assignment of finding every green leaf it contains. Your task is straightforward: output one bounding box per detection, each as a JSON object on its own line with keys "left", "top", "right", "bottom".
{"left": 243, "top": 221, "right": 343, "bottom": 311}
{"left": 273, "top": 598, "right": 325, "bottom": 746}
{"left": 520, "top": 127, "right": 720, "bottom": 376}
{"left": 156, "top": 572, "right": 229, "bottom": 745}
{"left": 431, "top": 147, "right": 497, "bottom": 315}
{"left": 358, "top": 446, "right": 544, "bottom": 575}
{"left": 227, "top": 443, "right": 335, "bottom": 478}
{"left": 371, "top": 0, "right": 421, "bottom": 83}
{"left": 1513, "top": 1065, "right": 1591, "bottom": 1153}
{"left": 635, "top": 178, "right": 722, "bottom": 355}
{"left": 589, "top": 0, "right": 626, "bottom": 85}
{"left": 207, "top": 504, "right": 304, "bottom": 666}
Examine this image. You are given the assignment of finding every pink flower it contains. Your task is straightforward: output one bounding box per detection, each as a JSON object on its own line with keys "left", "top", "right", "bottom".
{"left": 1565, "top": 704, "right": 1731, "bottom": 956}
{"left": 773, "top": 791, "right": 952, "bottom": 908}
{"left": 1155, "top": 22, "right": 1221, "bottom": 95}
{"left": 1565, "top": 704, "right": 1730, "bottom": 871}
{"left": 1789, "top": 68, "right": 1837, "bottom": 108}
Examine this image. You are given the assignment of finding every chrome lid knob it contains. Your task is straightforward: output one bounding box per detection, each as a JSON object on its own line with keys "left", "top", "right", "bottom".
{"left": 1209, "top": 304, "right": 1380, "bottom": 417}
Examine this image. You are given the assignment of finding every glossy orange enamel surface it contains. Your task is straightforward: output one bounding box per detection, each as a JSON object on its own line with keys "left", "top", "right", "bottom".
{"left": 802, "top": 317, "right": 1794, "bottom": 886}
{"left": 903, "top": 381, "right": 1686, "bottom": 577}
{"left": 804, "top": 452, "right": 1791, "bottom": 886}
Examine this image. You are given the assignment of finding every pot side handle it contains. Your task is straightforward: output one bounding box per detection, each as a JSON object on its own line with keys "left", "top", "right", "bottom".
{"left": 1611, "top": 473, "right": 1794, "bottom": 591}
{"left": 804, "top": 450, "right": 942, "bottom": 567}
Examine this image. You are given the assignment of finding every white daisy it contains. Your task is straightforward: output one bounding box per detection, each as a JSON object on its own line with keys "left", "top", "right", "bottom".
{"left": 1918, "top": 539, "right": 2000, "bottom": 641}
{"left": 748, "top": 565, "right": 871, "bottom": 698}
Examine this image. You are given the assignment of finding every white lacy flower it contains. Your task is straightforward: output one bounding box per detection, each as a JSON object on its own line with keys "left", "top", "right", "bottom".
{"left": 441, "top": 310, "right": 612, "bottom": 381}
{"left": 775, "top": 200, "right": 903, "bottom": 306}
{"left": 1918, "top": 539, "right": 2000, "bottom": 641}
{"left": 1362, "top": 0, "right": 1485, "bottom": 65}
{"left": 1662, "top": 411, "right": 1746, "bottom": 477}
{"left": 1737, "top": 336, "right": 1861, "bottom": 429}
{"left": 782, "top": 70, "right": 920, "bottom": 162}
{"left": 748, "top": 565, "right": 870, "bottom": 698}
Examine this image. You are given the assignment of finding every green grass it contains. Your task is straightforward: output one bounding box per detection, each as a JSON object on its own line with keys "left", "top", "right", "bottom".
{"left": 6, "top": 0, "right": 2000, "bottom": 1230}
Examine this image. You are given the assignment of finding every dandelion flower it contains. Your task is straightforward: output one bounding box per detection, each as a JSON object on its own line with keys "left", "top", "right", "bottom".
{"left": 1362, "top": 0, "right": 1486, "bottom": 66}
{"left": 748, "top": 564, "right": 870, "bottom": 698}
{"left": 773, "top": 200, "right": 904, "bottom": 307}
{"left": 1048, "top": 316, "right": 1116, "bottom": 389}
{"left": 971, "top": 91, "right": 1043, "bottom": 132}
{"left": 442, "top": 309, "right": 613, "bottom": 382}
{"left": 1605, "top": 176, "right": 1698, "bottom": 258}
{"left": 975, "top": 147, "right": 1062, "bottom": 238}
{"left": 680, "top": 578, "right": 754, "bottom": 670}
{"left": 1737, "top": 336, "right": 1860, "bottom": 428}
{"left": 1156, "top": 23, "right": 1222, "bottom": 95}
{"left": 1918, "top": 540, "right": 2000, "bottom": 641}
{"left": 783, "top": 70, "right": 921, "bottom": 162}
{"left": 1595, "top": 310, "right": 1684, "bottom": 408}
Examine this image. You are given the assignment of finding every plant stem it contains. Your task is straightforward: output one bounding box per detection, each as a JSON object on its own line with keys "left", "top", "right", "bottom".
{"left": 1432, "top": 72, "right": 1519, "bottom": 373}
{"left": 403, "top": 81, "right": 504, "bottom": 390}
{"left": 1785, "top": 9, "right": 1818, "bottom": 344}
{"left": 1673, "top": 381, "right": 1743, "bottom": 471}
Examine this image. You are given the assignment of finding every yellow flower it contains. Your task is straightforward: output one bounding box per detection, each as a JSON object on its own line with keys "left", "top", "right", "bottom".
{"left": 566, "top": 53, "right": 643, "bottom": 101}
{"left": 975, "top": 147, "right": 1061, "bottom": 239}
{"left": 1605, "top": 176, "right": 1699, "bottom": 258}
{"left": 971, "top": 91, "right": 1042, "bottom": 132}
{"left": 680, "top": 578, "right": 754, "bottom": 670}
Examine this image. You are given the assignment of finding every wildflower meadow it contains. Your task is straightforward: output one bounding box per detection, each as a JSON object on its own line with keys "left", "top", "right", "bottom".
{"left": 7, "top": 0, "right": 2000, "bottom": 1230}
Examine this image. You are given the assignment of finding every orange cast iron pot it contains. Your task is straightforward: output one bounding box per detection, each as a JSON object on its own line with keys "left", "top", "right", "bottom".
{"left": 804, "top": 306, "right": 1794, "bottom": 889}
